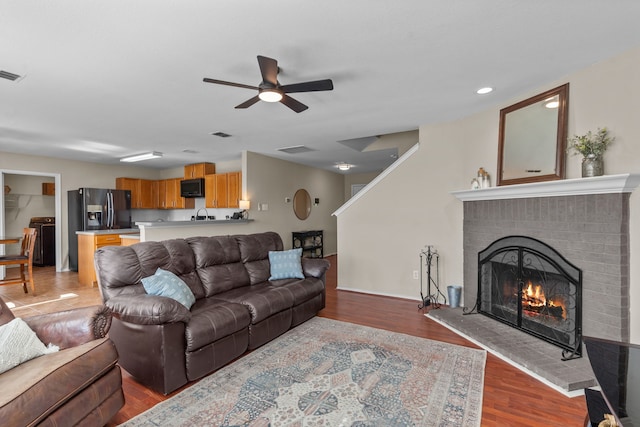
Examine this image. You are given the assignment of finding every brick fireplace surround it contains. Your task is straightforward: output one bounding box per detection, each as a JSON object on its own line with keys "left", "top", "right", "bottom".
{"left": 429, "top": 174, "right": 640, "bottom": 396}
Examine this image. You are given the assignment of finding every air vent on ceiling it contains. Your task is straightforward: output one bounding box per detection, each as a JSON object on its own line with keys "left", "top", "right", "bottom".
{"left": 0, "top": 70, "right": 22, "bottom": 81}
{"left": 277, "top": 145, "right": 314, "bottom": 154}
{"left": 211, "top": 131, "right": 232, "bottom": 138}
{"left": 182, "top": 149, "right": 199, "bottom": 154}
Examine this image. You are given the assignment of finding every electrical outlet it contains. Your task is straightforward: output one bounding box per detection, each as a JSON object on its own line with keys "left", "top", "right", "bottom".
{"left": 413, "top": 270, "right": 419, "bottom": 280}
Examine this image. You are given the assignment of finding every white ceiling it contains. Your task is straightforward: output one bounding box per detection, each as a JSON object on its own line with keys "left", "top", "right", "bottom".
{"left": 1, "top": 1, "right": 639, "bottom": 174}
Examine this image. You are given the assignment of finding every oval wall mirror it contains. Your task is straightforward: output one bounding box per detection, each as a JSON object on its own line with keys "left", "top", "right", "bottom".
{"left": 497, "top": 83, "right": 569, "bottom": 186}
{"left": 293, "top": 189, "right": 311, "bottom": 220}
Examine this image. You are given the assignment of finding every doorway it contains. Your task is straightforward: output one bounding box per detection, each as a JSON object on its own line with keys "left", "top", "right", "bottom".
{"left": 0, "top": 170, "right": 62, "bottom": 277}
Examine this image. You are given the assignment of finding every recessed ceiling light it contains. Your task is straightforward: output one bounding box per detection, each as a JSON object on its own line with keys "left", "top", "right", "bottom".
{"left": 476, "top": 87, "right": 493, "bottom": 95}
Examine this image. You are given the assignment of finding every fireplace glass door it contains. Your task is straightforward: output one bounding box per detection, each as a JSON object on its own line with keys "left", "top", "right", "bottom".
{"left": 478, "top": 236, "right": 582, "bottom": 357}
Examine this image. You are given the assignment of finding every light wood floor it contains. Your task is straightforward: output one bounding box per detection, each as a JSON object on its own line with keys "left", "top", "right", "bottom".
{"left": 1, "top": 258, "right": 588, "bottom": 426}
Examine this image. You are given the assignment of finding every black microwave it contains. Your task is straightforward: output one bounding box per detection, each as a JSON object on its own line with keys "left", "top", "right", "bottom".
{"left": 180, "top": 178, "right": 205, "bottom": 198}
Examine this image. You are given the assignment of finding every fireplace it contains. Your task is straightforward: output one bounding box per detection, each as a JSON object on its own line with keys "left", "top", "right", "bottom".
{"left": 477, "top": 236, "right": 582, "bottom": 359}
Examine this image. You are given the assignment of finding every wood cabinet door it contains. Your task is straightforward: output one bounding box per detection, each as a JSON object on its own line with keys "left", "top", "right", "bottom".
{"left": 227, "top": 172, "right": 241, "bottom": 208}
{"left": 185, "top": 162, "right": 215, "bottom": 178}
{"left": 204, "top": 174, "right": 216, "bottom": 208}
{"left": 156, "top": 179, "right": 167, "bottom": 208}
{"left": 116, "top": 177, "right": 141, "bottom": 208}
{"left": 139, "top": 179, "right": 155, "bottom": 208}
{"left": 215, "top": 173, "right": 228, "bottom": 208}
{"left": 165, "top": 178, "right": 178, "bottom": 208}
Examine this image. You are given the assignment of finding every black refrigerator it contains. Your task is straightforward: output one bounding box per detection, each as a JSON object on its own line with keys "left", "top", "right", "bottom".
{"left": 68, "top": 188, "right": 132, "bottom": 271}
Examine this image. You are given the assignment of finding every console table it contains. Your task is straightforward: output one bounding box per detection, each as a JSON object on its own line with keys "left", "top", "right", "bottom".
{"left": 584, "top": 336, "right": 640, "bottom": 426}
{"left": 292, "top": 230, "right": 323, "bottom": 258}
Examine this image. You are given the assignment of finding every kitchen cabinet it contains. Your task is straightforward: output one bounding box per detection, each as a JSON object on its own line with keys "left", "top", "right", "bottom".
{"left": 227, "top": 171, "right": 241, "bottom": 208}
{"left": 205, "top": 172, "right": 241, "bottom": 208}
{"left": 163, "top": 178, "right": 195, "bottom": 209}
{"left": 42, "top": 182, "right": 55, "bottom": 196}
{"left": 116, "top": 177, "right": 155, "bottom": 209}
{"left": 78, "top": 232, "right": 135, "bottom": 286}
{"left": 184, "top": 162, "right": 215, "bottom": 179}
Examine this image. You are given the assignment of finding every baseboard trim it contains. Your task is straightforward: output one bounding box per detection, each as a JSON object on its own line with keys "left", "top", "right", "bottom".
{"left": 336, "top": 286, "right": 422, "bottom": 302}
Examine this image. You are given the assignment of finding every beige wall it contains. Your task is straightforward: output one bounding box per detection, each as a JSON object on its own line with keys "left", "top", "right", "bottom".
{"left": 344, "top": 172, "right": 380, "bottom": 201}
{"left": 336, "top": 45, "right": 640, "bottom": 342}
{"left": 243, "top": 151, "right": 344, "bottom": 255}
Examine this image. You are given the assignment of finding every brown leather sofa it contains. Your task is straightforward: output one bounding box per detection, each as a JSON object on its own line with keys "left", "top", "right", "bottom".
{"left": 0, "top": 297, "right": 124, "bottom": 426}
{"left": 94, "top": 231, "right": 330, "bottom": 395}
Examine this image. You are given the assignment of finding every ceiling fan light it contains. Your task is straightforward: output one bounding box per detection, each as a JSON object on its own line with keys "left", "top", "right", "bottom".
{"left": 259, "top": 89, "right": 283, "bottom": 103}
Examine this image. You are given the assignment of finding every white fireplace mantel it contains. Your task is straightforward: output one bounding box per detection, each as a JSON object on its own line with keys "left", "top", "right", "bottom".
{"left": 451, "top": 173, "right": 640, "bottom": 202}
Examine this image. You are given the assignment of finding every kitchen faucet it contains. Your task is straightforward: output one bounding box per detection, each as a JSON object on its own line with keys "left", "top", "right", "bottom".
{"left": 195, "top": 208, "right": 209, "bottom": 220}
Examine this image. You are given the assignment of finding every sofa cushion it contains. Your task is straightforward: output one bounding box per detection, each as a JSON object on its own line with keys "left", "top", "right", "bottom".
{"left": 270, "top": 277, "right": 326, "bottom": 305}
{"left": 235, "top": 232, "right": 283, "bottom": 285}
{"left": 188, "top": 236, "right": 251, "bottom": 296}
{"left": 0, "top": 318, "right": 57, "bottom": 374}
{"left": 185, "top": 299, "right": 251, "bottom": 351}
{"left": 95, "top": 240, "right": 206, "bottom": 302}
{"left": 215, "top": 285, "right": 294, "bottom": 324}
{"left": 142, "top": 268, "right": 196, "bottom": 309}
{"left": 0, "top": 338, "right": 118, "bottom": 426}
{"left": 268, "top": 248, "right": 304, "bottom": 280}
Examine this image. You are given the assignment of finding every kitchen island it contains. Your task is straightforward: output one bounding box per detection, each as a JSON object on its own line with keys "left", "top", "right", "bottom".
{"left": 135, "top": 219, "right": 255, "bottom": 242}
{"left": 76, "top": 228, "right": 139, "bottom": 286}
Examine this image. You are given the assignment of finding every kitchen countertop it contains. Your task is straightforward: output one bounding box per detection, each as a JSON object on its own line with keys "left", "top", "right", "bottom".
{"left": 76, "top": 228, "right": 139, "bottom": 235}
{"left": 135, "top": 219, "right": 253, "bottom": 227}
{"left": 120, "top": 234, "right": 140, "bottom": 239}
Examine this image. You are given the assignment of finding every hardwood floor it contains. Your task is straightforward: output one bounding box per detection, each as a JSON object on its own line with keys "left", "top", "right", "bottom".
{"left": 1, "top": 258, "right": 587, "bottom": 426}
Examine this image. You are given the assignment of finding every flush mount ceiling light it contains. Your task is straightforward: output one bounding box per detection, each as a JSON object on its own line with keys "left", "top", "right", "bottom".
{"left": 120, "top": 151, "right": 163, "bottom": 162}
{"left": 337, "top": 163, "right": 352, "bottom": 171}
{"left": 258, "top": 88, "right": 283, "bottom": 103}
{"left": 476, "top": 87, "right": 493, "bottom": 95}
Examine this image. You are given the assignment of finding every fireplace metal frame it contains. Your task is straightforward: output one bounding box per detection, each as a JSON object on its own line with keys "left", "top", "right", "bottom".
{"left": 476, "top": 235, "right": 582, "bottom": 360}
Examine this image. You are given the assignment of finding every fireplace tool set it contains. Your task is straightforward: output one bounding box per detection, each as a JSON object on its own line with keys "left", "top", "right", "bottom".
{"left": 418, "top": 245, "right": 445, "bottom": 309}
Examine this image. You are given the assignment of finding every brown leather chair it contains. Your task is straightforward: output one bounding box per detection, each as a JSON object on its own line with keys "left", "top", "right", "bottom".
{"left": 0, "top": 296, "right": 124, "bottom": 426}
{"left": 0, "top": 227, "right": 37, "bottom": 294}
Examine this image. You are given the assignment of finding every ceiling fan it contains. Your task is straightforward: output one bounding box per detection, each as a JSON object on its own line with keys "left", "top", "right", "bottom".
{"left": 203, "top": 55, "right": 333, "bottom": 113}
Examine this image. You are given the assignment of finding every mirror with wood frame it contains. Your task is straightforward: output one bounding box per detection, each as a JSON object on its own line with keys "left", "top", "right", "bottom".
{"left": 497, "top": 83, "right": 569, "bottom": 186}
{"left": 293, "top": 188, "right": 311, "bottom": 220}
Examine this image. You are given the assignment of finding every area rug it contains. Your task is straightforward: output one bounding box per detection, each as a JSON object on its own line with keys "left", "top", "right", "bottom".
{"left": 122, "top": 317, "right": 486, "bottom": 426}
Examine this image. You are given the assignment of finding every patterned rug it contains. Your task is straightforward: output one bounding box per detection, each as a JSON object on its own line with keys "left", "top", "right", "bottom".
{"left": 122, "top": 317, "right": 486, "bottom": 426}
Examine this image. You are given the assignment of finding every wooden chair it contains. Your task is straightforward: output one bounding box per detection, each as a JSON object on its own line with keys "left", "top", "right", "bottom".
{"left": 0, "top": 227, "right": 37, "bottom": 294}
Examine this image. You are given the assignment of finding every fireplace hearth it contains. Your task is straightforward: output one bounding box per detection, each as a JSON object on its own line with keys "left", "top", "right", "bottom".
{"left": 475, "top": 236, "right": 582, "bottom": 359}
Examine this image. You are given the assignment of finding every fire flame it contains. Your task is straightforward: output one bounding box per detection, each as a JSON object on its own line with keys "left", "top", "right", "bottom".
{"left": 522, "top": 281, "right": 566, "bottom": 320}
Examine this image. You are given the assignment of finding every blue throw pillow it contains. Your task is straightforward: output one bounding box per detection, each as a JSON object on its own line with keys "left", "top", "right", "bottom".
{"left": 269, "top": 248, "right": 304, "bottom": 280}
{"left": 141, "top": 268, "right": 196, "bottom": 309}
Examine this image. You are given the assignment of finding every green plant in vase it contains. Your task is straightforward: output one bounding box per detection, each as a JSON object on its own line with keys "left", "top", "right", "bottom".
{"left": 567, "top": 127, "right": 615, "bottom": 177}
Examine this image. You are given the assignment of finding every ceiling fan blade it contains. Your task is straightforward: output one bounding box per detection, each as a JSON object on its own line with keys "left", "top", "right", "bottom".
{"left": 280, "top": 79, "right": 334, "bottom": 94}
{"left": 203, "top": 78, "right": 258, "bottom": 91}
{"left": 235, "top": 95, "right": 261, "bottom": 109}
{"left": 257, "top": 55, "right": 278, "bottom": 86}
{"left": 280, "top": 94, "right": 308, "bottom": 113}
